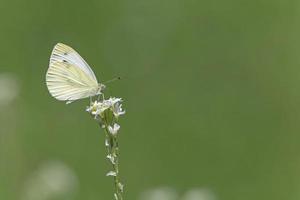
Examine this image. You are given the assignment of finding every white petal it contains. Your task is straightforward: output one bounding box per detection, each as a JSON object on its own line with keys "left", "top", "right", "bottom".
{"left": 106, "top": 171, "right": 117, "bottom": 177}
{"left": 106, "top": 154, "right": 115, "bottom": 164}
{"left": 108, "top": 123, "right": 120, "bottom": 135}
{"left": 105, "top": 139, "right": 109, "bottom": 147}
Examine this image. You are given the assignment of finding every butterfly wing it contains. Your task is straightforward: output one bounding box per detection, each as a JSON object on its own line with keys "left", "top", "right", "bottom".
{"left": 46, "top": 43, "right": 99, "bottom": 103}
{"left": 50, "top": 43, "right": 98, "bottom": 81}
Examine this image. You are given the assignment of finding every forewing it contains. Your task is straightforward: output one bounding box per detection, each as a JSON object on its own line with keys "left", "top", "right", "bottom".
{"left": 50, "top": 43, "right": 98, "bottom": 82}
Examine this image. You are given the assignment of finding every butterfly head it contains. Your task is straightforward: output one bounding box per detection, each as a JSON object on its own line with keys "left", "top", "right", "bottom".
{"left": 97, "top": 83, "right": 106, "bottom": 94}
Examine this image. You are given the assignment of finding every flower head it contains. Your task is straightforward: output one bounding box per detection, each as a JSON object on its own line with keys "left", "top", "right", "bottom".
{"left": 87, "top": 101, "right": 109, "bottom": 117}
{"left": 86, "top": 97, "right": 125, "bottom": 120}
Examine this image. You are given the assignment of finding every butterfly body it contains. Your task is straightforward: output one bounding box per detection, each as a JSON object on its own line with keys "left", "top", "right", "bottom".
{"left": 46, "top": 43, "right": 104, "bottom": 104}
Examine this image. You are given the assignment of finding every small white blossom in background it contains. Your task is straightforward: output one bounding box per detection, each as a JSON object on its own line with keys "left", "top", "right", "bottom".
{"left": 139, "top": 187, "right": 217, "bottom": 200}
{"left": 139, "top": 187, "right": 179, "bottom": 200}
{"left": 0, "top": 73, "right": 20, "bottom": 138}
{"left": 21, "top": 161, "right": 78, "bottom": 200}
{"left": 181, "top": 188, "right": 217, "bottom": 200}
{"left": 0, "top": 73, "right": 19, "bottom": 107}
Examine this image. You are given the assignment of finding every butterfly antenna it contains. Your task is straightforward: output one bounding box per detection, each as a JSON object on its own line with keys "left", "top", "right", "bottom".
{"left": 104, "top": 76, "right": 121, "bottom": 84}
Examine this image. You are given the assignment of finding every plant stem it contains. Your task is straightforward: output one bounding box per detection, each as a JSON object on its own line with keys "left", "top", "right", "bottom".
{"left": 104, "top": 127, "right": 124, "bottom": 200}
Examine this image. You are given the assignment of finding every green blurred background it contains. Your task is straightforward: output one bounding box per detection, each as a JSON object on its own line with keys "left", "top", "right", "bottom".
{"left": 1, "top": 0, "right": 300, "bottom": 199}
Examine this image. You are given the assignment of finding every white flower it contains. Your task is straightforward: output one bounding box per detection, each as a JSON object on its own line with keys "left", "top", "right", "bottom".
{"left": 86, "top": 101, "right": 100, "bottom": 114}
{"left": 97, "top": 102, "right": 111, "bottom": 115}
{"left": 108, "top": 123, "right": 120, "bottom": 135}
{"left": 108, "top": 97, "right": 122, "bottom": 104}
{"left": 105, "top": 97, "right": 125, "bottom": 117}
{"left": 86, "top": 102, "right": 95, "bottom": 112}
{"left": 86, "top": 97, "right": 125, "bottom": 119}
{"left": 112, "top": 101, "right": 125, "bottom": 118}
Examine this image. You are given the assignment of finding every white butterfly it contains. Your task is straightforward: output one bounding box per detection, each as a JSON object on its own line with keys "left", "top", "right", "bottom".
{"left": 46, "top": 43, "right": 105, "bottom": 104}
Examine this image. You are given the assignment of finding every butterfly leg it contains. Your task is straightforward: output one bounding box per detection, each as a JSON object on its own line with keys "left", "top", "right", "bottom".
{"left": 97, "top": 93, "right": 105, "bottom": 101}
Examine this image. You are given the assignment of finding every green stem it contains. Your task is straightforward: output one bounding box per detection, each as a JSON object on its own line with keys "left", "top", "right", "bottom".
{"left": 104, "top": 127, "right": 124, "bottom": 200}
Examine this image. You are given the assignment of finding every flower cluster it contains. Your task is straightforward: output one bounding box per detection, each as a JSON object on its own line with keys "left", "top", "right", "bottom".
{"left": 86, "top": 96, "right": 125, "bottom": 200}
{"left": 86, "top": 97, "right": 125, "bottom": 135}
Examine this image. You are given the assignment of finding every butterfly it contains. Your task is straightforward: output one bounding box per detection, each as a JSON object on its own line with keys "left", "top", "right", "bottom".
{"left": 46, "top": 43, "right": 105, "bottom": 104}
